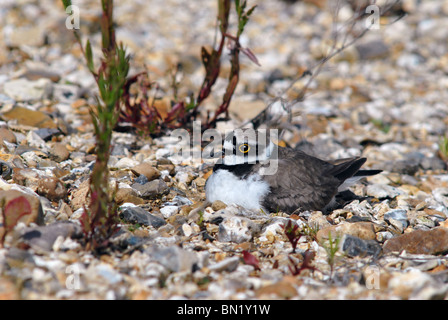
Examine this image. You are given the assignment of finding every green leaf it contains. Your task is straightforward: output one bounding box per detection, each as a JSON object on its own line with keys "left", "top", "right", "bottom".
{"left": 85, "top": 39, "right": 95, "bottom": 73}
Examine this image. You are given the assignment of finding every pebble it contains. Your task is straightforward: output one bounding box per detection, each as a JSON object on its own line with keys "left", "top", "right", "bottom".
{"left": 3, "top": 78, "right": 53, "bottom": 102}
{"left": 160, "top": 205, "right": 179, "bottom": 219}
{"left": 340, "top": 234, "right": 381, "bottom": 258}
{"left": 19, "top": 222, "right": 82, "bottom": 253}
{"left": 37, "top": 177, "right": 67, "bottom": 201}
{"left": 0, "top": 128, "right": 17, "bottom": 144}
{"left": 119, "top": 206, "right": 166, "bottom": 229}
{"left": 147, "top": 246, "right": 200, "bottom": 273}
{"left": 130, "top": 163, "right": 161, "bottom": 182}
{"left": 316, "top": 222, "right": 377, "bottom": 243}
{"left": 49, "top": 143, "right": 70, "bottom": 162}
{"left": 131, "top": 179, "right": 170, "bottom": 199}
{"left": 208, "top": 256, "right": 240, "bottom": 273}
{"left": 365, "top": 184, "right": 404, "bottom": 199}
{"left": 218, "top": 216, "right": 257, "bottom": 243}
{"left": 383, "top": 227, "right": 448, "bottom": 255}
{"left": 384, "top": 209, "right": 409, "bottom": 231}
{"left": 1, "top": 106, "right": 58, "bottom": 129}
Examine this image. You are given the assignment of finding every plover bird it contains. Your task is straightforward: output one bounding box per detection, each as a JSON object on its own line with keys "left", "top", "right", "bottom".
{"left": 205, "top": 128, "right": 381, "bottom": 214}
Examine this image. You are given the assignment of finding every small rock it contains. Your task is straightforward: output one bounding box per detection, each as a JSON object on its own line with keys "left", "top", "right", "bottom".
{"left": 52, "top": 84, "right": 81, "bottom": 104}
{"left": 0, "top": 128, "right": 17, "bottom": 145}
{"left": 376, "top": 231, "right": 394, "bottom": 242}
{"left": 115, "top": 188, "right": 144, "bottom": 205}
{"left": 1, "top": 106, "right": 58, "bottom": 129}
{"left": 316, "top": 221, "right": 377, "bottom": 243}
{"left": 131, "top": 163, "right": 161, "bottom": 182}
{"left": 3, "top": 78, "right": 53, "bottom": 102}
{"left": 49, "top": 143, "right": 70, "bottom": 162}
{"left": 134, "top": 175, "right": 148, "bottom": 185}
{"left": 432, "top": 188, "right": 448, "bottom": 207}
{"left": 164, "top": 196, "right": 193, "bottom": 207}
{"left": 0, "top": 278, "right": 20, "bottom": 300}
{"left": 33, "top": 128, "right": 61, "bottom": 142}
{"left": 175, "top": 171, "right": 196, "bottom": 185}
{"left": 37, "top": 177, "right": 67, "bottom": 201}
{"left": 355, "top": 39, "right": 390, "bottom": 60}
{"left": 387, "top": 269, "right": 448, "bottom": 299}
{"left": 208, "top": 256, "right": 240, "bottom": 273}
{"left": 382, "top": 159, "right": 420, "bottom": 175}
{"left": 193, "top": 177, "right": 206, "bottom": 187}
{"left": 384, "top": 209, "right": 408, "bottom": 230}
{"left": 6, "top": 26, "right": 46, "bottom": 47}
{"left": 20, "top": 222, "right": 83, "bottom": 252}
{"left": 94, "top": 263, "right": 123, "bottom": 284}
{"left": 307, "top": 211, "right": 331, "bottom": 230}
{"left": 211, "top": 200, "right": 227, "bottom": 211}
{"left": 218, "top": 216, "right": 256, "bottom": 243}
{"left": 383, "top": 227, "right": 448, "bottom": 255}
{"left": 340, "top": 234, "right": 381, "bottom": 257}
{"left": 69, "top": 180, "right": 90, "bottom": 211}
{"left": 120, "top": 206, "right": 166, "bottom": 228}
{"left": 114, "top": 157, "right": 139, "bottom": 169}
{"left": 365, "top": 184, "right": 404, "bottom": 199}
{"left": 147, "top": 245, "right": 199, "bottom": 273}
{"left": 12, "top": 168, "right": 41, "bottom": 190}
{"left": 160, "top": 205, "right": 179, "bottom": 218}
{"left": 22, "top": 69, "right": 61, "bottom": 83}
{"left": 181, "top": 223, "right": 193, "bottom": 237}
{"left": 255, "top": 278, "right": 297, "bottom": 299}
{"left": 131, "top": 179, "right": 169, "bottom": 199}
{"left": 420, "top": 157, "right": 447, "bottom": 171}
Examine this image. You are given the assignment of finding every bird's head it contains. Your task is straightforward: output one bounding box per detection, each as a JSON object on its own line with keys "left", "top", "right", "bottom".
{"left": 219, "top": 128, "right": 276, "bottom": 166}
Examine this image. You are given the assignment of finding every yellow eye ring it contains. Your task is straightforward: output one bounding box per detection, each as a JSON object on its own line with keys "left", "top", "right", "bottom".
{"left": 239, "top": 144, "right": 250, "bottom": 153}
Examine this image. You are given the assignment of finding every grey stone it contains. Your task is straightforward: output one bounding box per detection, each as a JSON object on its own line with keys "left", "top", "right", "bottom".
{"left": 147, "top": 245, "right": 199, "bottom": 273}
{"left": 355, "top": 39, "right": 390, "bottom": 60}
{"left": 20, "top": 222, "right": 83, "bottom": 252}
{"left": 365, "top": 184, "right": 404, "bottom": 199}
{"left": 384, "top": 209, "right": 408, "bottom": 230}
{"left": 340, "top": 234, "right": 381, "bottom": 257}
{"left": 3, "top": 78, "right": 53, "bottom": 102}
{"left": 218, "top": 216, "right": 257, "bottom": 243}
{"left": 120, "top": 206, "right": 166, "bottom": 228}
{"left": 52, "top": 84, "right": 81, "bottom": 104}
{"left": 33, "top": 128, "right": 61, "bottom": 141}
{"left": 131, "top": 179, "right": 169, "bottom": 199}
{"left": 208, "top": 256, "right": 240, "bottom": 273}
{"left": 420, "top": 157, "right": 447, "bottom": 171}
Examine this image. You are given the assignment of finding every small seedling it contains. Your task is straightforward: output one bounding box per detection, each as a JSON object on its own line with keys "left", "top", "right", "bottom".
{"left": 322, "top": 232, "right": 341, "bottom": 281}
{"left": 288, "top": 249, "right": 318, "bottom": 276}
{"left": 281, "top": 219, "right": 303, "bottom": 253}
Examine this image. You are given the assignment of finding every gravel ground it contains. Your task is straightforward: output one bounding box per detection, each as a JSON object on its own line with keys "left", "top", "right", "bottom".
{"left": 0, "top": 0, "right": 448, "bottom": 302}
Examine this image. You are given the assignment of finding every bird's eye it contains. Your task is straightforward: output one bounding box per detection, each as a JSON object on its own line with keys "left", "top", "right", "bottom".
{"left": 239, "top": 144, "right": 250, "bottom": 153}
